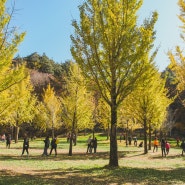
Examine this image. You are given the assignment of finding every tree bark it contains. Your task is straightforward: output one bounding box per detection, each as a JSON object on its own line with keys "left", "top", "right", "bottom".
{"left": 143, "top": 118, "right": 148, "bottom": 154}
{"left": 14, "top": 126, "right": 19, "bottom": 143}
{"left": 148, "top": 123, "right": 152, "bottom": 150}
{"left": 109, "top": 97, "right": 118, "bottom": 167}
{"left": 69, "top": 131, "right": 73, "bottom": 156}
{"left": 69, "top": 111, "right": 76, "bottom": 156}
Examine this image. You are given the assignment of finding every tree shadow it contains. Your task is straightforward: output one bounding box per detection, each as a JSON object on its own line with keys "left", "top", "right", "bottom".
{"left": 1, "top": 166, "right": 185, "bottom": 185}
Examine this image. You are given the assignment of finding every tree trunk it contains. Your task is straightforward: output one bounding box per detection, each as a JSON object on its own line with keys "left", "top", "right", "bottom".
{"left": 69, "top": 131, "right": 73, "bottom": 156}
{"left": 11, "top": 126, "right": 14, "bottom": 141}
{"left": 107, "top": 124, "right": 110, "bottom": 140}
{"left": 92, "top": 129, "right": 95, "bottom": 139}
{"left": 148, "top": 123, "right": 152, "bottom": 150}
{"left": 51, "top": 127, "right": 55, "bottom": 139}
{"left": 14, "top": 126, "right": 19, "bottom": 143}
{"left": 69, "top": 111, "right": 76, "bottom": 156}
{"left": 109, "top": 98, "right": 118, "bottom": 167}
{"left": 143, "top": 118, "right": 148, "bottom": 154}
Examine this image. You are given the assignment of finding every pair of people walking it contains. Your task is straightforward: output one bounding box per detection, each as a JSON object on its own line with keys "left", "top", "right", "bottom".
{"left": 161, "top": 139, "right": 170, "bottom": 157}
{"left": 42, "top": 136, "right": 59, "bottom": 157}
{"left": 86, "top": 136, "right": 97, "bottom": 153}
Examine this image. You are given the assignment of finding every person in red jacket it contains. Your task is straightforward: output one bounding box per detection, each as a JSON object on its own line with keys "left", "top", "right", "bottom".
{"left": 165, "top": 141, "right": 170, "bottom": 155}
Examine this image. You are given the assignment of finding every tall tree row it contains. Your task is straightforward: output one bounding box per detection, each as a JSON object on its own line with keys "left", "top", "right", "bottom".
{"left": 71, "top": 0, "right": 158, "bottom": 167}
{"left": 168, "top": 0, "right": 185, "bottom": 107}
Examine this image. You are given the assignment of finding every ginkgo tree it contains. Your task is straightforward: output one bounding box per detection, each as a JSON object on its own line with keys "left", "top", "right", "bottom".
{"left": 0, "top": 0, "right": 26, "bottom": 93}
{"left": 71, "top": 0, "right": 158, "bottom": 166}
{"left": 61, "top": 62, "right": 94, "bottom": 156}
{"left": 42, "top": 84, "right": 61, "bottom": 138}
{"left": 168, "top": 0, "right": 185, "bottom": 106}
{"left": 121, "top": 64, "right": 171, "bottom": 153}
{"left": 96, "top": 97, "right": 111, "bottom": 139}
{"left": 4, "top": 75, "right": 37, "bottom": 143}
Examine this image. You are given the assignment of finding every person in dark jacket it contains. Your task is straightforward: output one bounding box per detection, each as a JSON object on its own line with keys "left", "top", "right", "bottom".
{"left": 42, "top": 136, "right": 50, "bottom": 156}
{"left": 180, "top": 140, "right": 185, "bottom": 156}
{"left": 49, "top": 137, "right": 57, "bottom": 156}
{"left": 161, "top": 138, "right": 166, "bottom": 157}
{"left": 6, "top": 134, "right": 11, "bottom": 149}
{"left": 21, "top": 134, "right": 29, "bottom": 156}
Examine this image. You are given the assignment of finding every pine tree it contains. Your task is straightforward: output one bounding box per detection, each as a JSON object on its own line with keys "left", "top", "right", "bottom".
{"left": 71, "top": 0, "right": 158, "bottom": 167}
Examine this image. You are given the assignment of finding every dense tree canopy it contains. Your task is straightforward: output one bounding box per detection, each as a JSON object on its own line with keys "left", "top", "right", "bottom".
{"left": 71, "top": 0, "right": 158, "bottom": 167}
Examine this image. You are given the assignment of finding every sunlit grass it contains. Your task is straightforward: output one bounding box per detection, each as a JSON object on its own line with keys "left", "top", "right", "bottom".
{"left": 0, "top": 134, "right": 185, "bottom": 185}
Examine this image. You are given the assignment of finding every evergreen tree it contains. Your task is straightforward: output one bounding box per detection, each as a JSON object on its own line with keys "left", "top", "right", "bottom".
{"left": 71, "top": 0, "right": 158, "bottom": 167}
{"left": 39, "top": 53, "right": 54, "bottom": 74}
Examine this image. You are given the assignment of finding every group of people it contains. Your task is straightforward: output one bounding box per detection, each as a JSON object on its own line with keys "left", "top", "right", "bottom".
{"left": 21, "top": 134, "right": 99, "bottom": 157}
{"left": 153, "top": 137, "right": 185, "bottom": 157}
{"left": 86, "top": 136, "right": 97, "bottom": 153}
{"left": 21, "top": 134, "right": 59, "bottom": 157}
{"left": 153, "top": 137, "right": 170, "bottom": 157}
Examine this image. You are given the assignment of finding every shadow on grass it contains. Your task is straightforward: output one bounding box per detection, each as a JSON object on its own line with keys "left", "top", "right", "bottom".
{"left": 0, "top": 151, "right": 130, "bottom": 161}
{"left": 0, "top": 165, "right": 185, "bottom": 185}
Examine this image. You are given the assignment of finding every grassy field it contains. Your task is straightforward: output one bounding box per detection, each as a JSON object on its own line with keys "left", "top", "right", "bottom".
{"left": 0, "top": 134, "right": 185, "bottom": 185}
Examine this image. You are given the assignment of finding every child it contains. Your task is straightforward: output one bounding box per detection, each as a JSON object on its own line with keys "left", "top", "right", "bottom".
{"left": 165, "top": 141, "right": 170, "bottom": 155}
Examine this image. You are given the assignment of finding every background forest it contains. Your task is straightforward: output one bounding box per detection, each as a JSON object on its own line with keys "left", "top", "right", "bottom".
{"left": 0, "top": 52, "right": 184, "bottom": 139}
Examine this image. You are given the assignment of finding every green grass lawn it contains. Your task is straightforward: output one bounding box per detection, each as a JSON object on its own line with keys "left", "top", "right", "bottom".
{"left": 0, "top": 134, "right": 185, "bottom": 185}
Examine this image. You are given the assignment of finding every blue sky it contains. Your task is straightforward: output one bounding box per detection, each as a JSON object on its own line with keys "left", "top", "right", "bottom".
{"left": 6, "top": 0, "right": 182, "bottom": 71}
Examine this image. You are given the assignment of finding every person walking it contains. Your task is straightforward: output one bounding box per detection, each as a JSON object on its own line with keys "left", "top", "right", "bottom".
{"left": 86, "top": 136, "right": 92, "bottom": 153}
{"left": 161, "top": 138, "right": 166, "bottom": 157}
{"left": 49, "top": 137, "right": 57, "bottom": 156}
{"left": 21, "top": 134, "right": 29, "bottom": 157}
{"left": 153, "top": 137, "right": 159, "bottom": 152}
{"left": 42, "top": 136, "right": 50, "bottom": 156}
{"left": 6, "top": 134, "right": 11, "bottom": 149}
{"left": 165, "top": 141, "right": 170, "bottom": 155}
{"left": 180, "top": 140, "right": 185, "bottom": 156}
{"left": 133, "top": 136, "right": 137, "bottom": 146}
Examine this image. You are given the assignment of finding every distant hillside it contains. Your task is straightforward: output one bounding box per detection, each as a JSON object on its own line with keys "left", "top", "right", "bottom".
{"left": 29, "top": 69, "right": 64, "bottom": 98}
{"left": 13, "top": 52, "right": 70, "bottom": 98}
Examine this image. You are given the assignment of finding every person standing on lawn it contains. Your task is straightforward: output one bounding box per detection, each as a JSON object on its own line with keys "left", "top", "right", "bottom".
{"left": 165, "top": 141, "right": 170, "bottom": 155}
{"left": 49, "top": 137, "right": 58, "bottom": 156}
{"left": 153, "top": 137, "right": 159, "bottom": 152}
{"left": 161, "top": 138, "right": 166, "bottom": 157}
{"left": 42, "top": 136, "right": 50, "bottom": 156}
{"left": 180, "top": 139, "right": 185, "bottom": 156}
{"left": 21, "top": 134, "right": 29, "bottom": 157}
